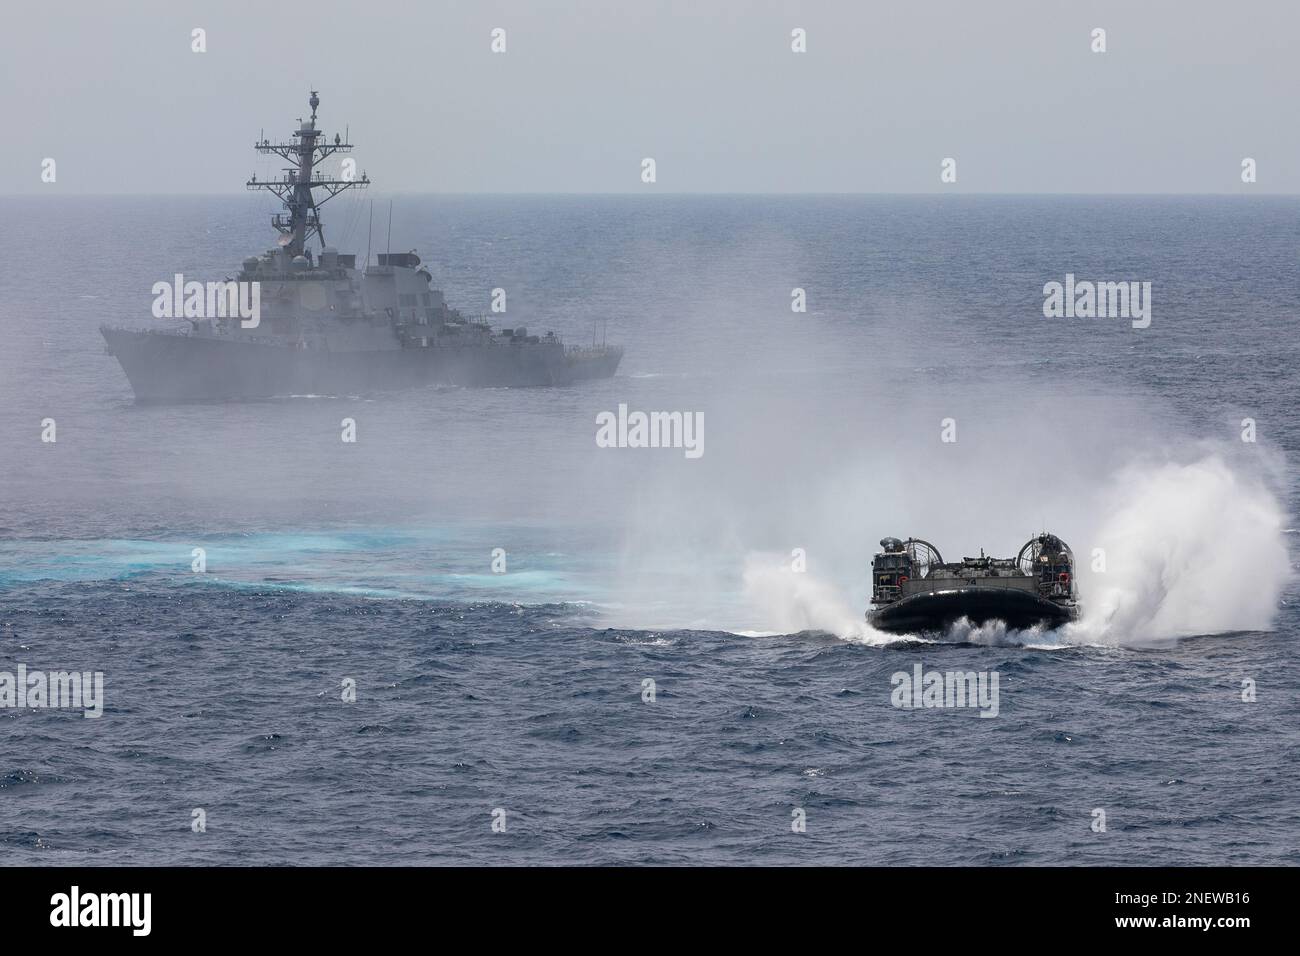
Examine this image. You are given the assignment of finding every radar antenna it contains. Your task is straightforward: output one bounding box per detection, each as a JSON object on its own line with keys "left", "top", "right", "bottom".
{"left": 245, "top": 91, "right": 369, "bottom": 257}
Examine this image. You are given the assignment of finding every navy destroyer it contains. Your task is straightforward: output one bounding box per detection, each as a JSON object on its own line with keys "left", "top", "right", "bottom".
{"left": 867, "top": 533, "right": 1079, "bottom": 634}
{"left": 102, "top": 92, "right": 622, "bottom": 402}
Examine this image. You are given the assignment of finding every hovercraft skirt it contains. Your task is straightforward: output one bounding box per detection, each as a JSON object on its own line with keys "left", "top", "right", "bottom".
{"left": 868, "top": 586, "right": 1076, "bottom": 635}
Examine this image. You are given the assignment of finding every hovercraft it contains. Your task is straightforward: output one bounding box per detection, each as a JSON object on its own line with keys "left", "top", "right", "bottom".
{"left": 866, "top": 533, "right": 1079, "bottom": 634}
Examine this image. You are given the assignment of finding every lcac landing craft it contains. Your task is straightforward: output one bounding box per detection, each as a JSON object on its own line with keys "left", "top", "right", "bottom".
{"left": 867, "top": 533, "right": 1079, "bottom": 635}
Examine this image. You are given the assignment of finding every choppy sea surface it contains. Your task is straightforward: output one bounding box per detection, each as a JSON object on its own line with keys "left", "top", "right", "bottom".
{"left": 1, "top": 195, "right": 1297, "bottom": 864}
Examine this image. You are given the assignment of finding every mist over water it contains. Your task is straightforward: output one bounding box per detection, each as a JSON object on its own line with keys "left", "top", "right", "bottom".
{"left": 1070, "top": 455, "right": 1291, "bottom": 644}
{"left": 733, "top": 451, "right": 1291, "bottom": 648}
{"left": 2, "top": 195, "right": 1297, "bottom": 865}
{"left": 2, "top": 196, "right": 1294, "bottom": 640}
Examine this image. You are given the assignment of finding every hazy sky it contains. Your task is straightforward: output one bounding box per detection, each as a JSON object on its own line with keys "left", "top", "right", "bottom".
{"left": 2, "top": 0, "right": 1297, "bottom": 194}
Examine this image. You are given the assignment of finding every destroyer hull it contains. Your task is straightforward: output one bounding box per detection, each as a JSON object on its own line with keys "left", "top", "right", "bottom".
{"left": 101, "top": 327, "right": 621, "bottom": 402}
{"left": 868, "top": 586, "right": 1077, "bottom": 635}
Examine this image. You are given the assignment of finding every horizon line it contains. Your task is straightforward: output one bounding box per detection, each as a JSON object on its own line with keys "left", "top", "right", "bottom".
{"left": 3, "top": 190, "right": 1296, "bottom": 199}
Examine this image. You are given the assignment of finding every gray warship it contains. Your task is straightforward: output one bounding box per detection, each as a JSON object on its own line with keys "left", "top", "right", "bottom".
{"left": 102, "top": 92, "right": 622, "bottom": 402}
{"left": 867, "top": 533, "right": 1079, "bottom": 634}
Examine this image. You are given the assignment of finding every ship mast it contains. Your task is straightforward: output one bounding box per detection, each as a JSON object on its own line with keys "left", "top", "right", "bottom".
{"left": 246, "top": 91, "right": 369, "bottom": 258}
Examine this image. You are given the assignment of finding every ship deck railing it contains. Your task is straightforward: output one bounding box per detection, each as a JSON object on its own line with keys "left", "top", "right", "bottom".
{"left": 897, "top": 576, "right": 1075, "bottom": 600}
{"left": 899, "top": 575, "right": 1039, "bottom": 597}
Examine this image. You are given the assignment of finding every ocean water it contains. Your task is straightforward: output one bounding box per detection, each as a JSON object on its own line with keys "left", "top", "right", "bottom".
{"left": 0, "top": 195, "right": 1297, "bottom": 865}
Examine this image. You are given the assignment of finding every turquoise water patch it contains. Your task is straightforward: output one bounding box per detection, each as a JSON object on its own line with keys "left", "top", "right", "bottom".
{"left": 0, "top": 526, "right": 601, "bottom": 603}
